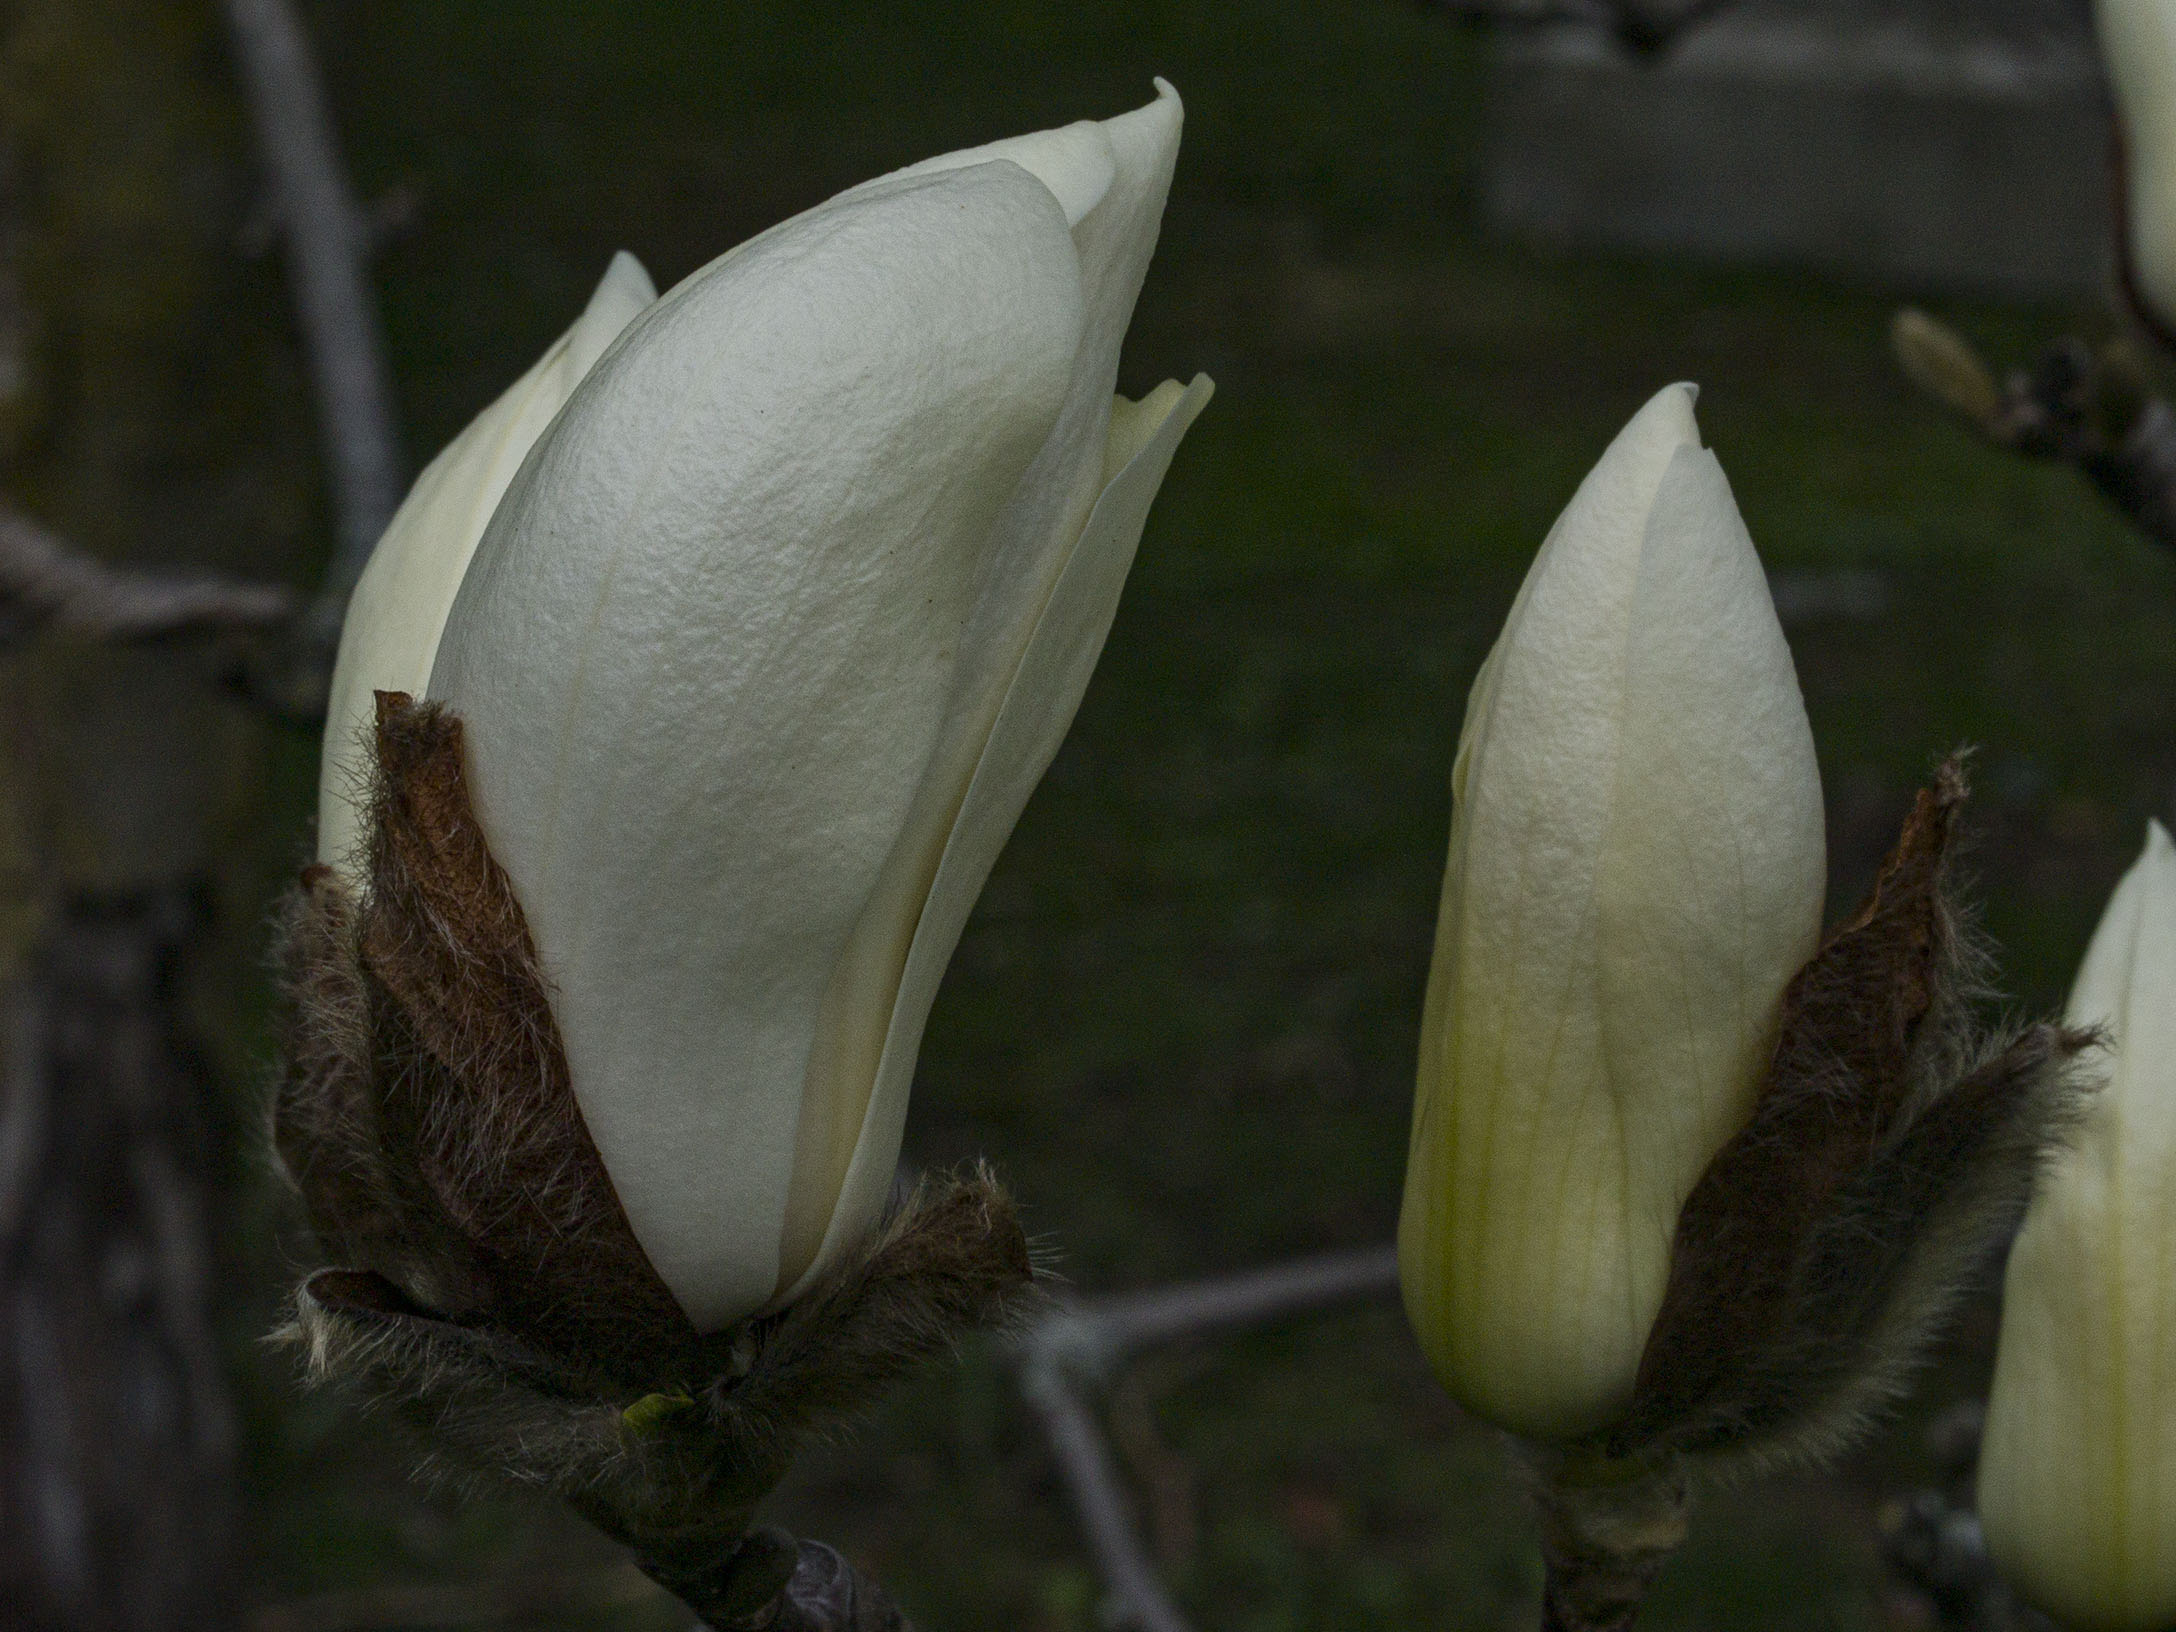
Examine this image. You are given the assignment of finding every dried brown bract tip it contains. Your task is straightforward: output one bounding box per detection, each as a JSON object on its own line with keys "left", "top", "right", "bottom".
{"left": 1612, "top": 755, "right": 2097, "bottom": 1473}
{"left": 271, "top": 694, "right": 1035, "bottom": 1628}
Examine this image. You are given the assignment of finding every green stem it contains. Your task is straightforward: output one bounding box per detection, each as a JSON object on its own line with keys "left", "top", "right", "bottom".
{"left": 1508, "top": 1440, "right": 1690, "bottom": 1632}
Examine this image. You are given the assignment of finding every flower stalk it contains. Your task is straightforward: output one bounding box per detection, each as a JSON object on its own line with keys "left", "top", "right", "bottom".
{"left": 1511, "top": 1444, "right": 1690, "bottom": 1632}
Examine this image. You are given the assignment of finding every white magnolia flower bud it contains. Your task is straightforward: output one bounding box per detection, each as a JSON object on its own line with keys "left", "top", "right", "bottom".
{"left": 1398, "top": 384, "right": 1827, "bottom": 1439}
{"left": 2100, "top": 0, "right": 2176, "bottom": 332}
{"left": 1982, "top": 822, "right": 2176, "bottom": 1631}
{"left": 319, "top": 249, "right": 660, "bottom": 875}
{"left": 318, "top": 84, "right": 1211, "bottom": 1331}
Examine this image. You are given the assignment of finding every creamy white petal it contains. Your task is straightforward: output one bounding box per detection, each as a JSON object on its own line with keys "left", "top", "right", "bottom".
{"left": 778, "top": 373, "right": 1213, "bottom": 1305}
{"left": 1400, "top": 384, "right": 1825, "bottom": 1438}
{"left": 2100, "top": 0, "right": 2176, "bottom": 329}
{"left": 773, "top": 86, "right": 1188, "bottom": 1290}
{"left": 1595, "top": 445, "right": 1827, "bottom": 1313}
{"left": 877, "top": 119, "right": 1117, "bottom": 229}
{"left": 867, "top": 84, "right": 1182, "bottom": 739}
{"left": 426, "top": 161, "right": 1087, "bottom": 1329}
{"left": 317, "top": 251, "right": 656, "bottom": 878}
{"left": 1983, "top": 821, "right": 2176, "bottom": 1630}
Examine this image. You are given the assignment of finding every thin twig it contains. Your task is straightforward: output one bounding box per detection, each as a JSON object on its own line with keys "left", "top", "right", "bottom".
{"left": 1014, "top": 1245, "right": 1399, "bottom": 1632}
{"left": 1893, "top": 310, "right": 2176, "bottom": 557}
{"left": 0, "top": 506, "right": 294, "bottom": 648}
{"left": 0, "top": 980, "right": 46, "bottom": 1247}
{"left": 1019, "top": 1366, "right": 1196, "bottom": 1632}
{"left": 223, "top": 0, "right": 403, "bottom": 647}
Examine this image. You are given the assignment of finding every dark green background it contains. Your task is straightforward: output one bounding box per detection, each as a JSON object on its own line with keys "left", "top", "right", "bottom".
{"left": 10, "top": 2, "right": 2165, "bottom": 1626}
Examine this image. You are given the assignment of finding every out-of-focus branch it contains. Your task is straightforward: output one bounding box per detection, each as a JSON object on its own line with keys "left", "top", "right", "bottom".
{"left": 0, "top": 506, "right": 293, "bottom": 650}
{"left": 1421, "top": 0, "right": 1738, "bottom": 54}
{"left": 1876, "top": 1404, "right": 2054, "bottom": 1632}
{"left": 222, "top": 0, "right": 403, "bottom": 651}
{"left": 0, "top": 4, "right": 398, "bottom": 1627}
{"left": 1, "top": 0, "right": 406, "bottom": 690}
{"left": 1014, "top": 1246, "right": 1400, "bottom": 1632}
{"left": 1, "top": 895, "right": 238, "bottom": 1630}
{"left": 1893, "top": 309, "right": 2176, "bottom": 553}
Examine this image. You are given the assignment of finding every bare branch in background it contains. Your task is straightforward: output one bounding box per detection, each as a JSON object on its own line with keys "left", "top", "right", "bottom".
{"left": 1877, "top": 1404, "right": 2055, "bottom": 1632}
{"left": 1014, "top": 1246, "right": 1400, "bottom": 1632}
{"left": 0, "top": 897, "right": 238, "bottom": 1630}
{"left": 1893, "top": 309, "right": 2176, "bottom": 555}
{"left": 0, "top": 507, "right": 293, "bottom": 649}
{"left": 223, "top": 0, "right": 403, "bottom": 648}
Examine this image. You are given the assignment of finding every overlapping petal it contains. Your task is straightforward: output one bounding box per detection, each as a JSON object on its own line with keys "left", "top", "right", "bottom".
{"left": 317, "top": 252, "right": 656, "bottom": 876}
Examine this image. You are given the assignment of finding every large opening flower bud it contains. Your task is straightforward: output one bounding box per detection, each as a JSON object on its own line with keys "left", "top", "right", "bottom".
{"left": 1398, "top": 384, "right": 1827, "bottom": 1439}
{"left": 316, "top": 87, "right": 1212, "bottom": 1332}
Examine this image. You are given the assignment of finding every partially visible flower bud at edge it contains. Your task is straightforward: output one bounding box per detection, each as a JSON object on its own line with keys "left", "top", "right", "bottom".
{"left": 2098, "top": 0, "right": 2176, "bottom": 338}
{"left": 1982, "top": 823, "right": 2176, "bottom": 1632}
{"left": 1398, "top": 382, "right": 1828, "bottom": 1441}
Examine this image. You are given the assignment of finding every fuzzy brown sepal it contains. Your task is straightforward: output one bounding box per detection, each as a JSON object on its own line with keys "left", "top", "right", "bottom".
{"left": 1508, "top": 1440, "right": 1690, "bottom": 1632}
{"left": 272, "top": 694, "right": 1035, "bottom": 1622}
{"left": 273, "top": 1167, "right": 1029, "bottom": 1626}
{"left": 274, "top": 692, "right": 693, "bottom": 1381}
{"left": 1613, "top": 758, "right": 2097, "bottom": 1471}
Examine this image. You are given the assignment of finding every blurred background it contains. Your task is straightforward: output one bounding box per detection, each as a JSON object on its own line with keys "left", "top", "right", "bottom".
{"left": 0, "top": 0, "right": 2158, "bottom": 1627}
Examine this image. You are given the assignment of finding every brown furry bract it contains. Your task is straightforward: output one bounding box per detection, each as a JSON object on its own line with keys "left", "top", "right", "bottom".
{"left": 276, "top": 692, "right": 693, "bottom": 1379}
{"left": 1611, "top": 757, "right": 2096, "bottom": 1470}
{"left": 271, "top": 693, "right": 1037, "bottom": 1543}
{"left": 275, "top": 1166, "right": 1033, "bottom": 1551}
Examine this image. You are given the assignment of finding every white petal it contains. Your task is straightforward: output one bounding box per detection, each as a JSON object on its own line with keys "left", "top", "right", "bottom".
{"left": 1983, "top": 821, "right": 2176, "bottom": 1629}
{"left": 769, "top": 87, "right": 1188, "bottom": 1291}
{"left": 1595, "top": 445, "right": 1827, "bottom": 1275}
{"left": 1450, "top": 383, "right": 1700, "bottom": 809}
{"left": 427, "top": 161, "right": 1086, "bottom": 1330}
{"left": 2101, "top": 0, "right": 2176, "bottom": 329}
{"left": 316, "top": 251, "right": 656, "bottom": 877}
{"left": 877, "top": 120, "right": 1118, "bottom": 229}
{"left": 878, "top": 84, "right": 1182, "bottom": 750}
{"left": 776, "top": 373, "right": 1213, "bottom": 1306}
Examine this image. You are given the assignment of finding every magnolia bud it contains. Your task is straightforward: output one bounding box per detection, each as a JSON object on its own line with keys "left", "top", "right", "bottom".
{"left": 315, "top": 84, "right": 1210, "bottom": 1333}
{"left": 2100, "top": 0, "right": 2176, "bottom": 335}
{"left": 1982, "top": 822, "right": 2176, "bottom": 1631}
{"left": 1398, "top": 384, "right": 1827, "bottom": 1440}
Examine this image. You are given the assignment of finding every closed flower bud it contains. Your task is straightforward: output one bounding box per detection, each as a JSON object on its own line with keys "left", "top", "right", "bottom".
{"left": 1982, "top": 822, "right": 2176, "bottom": 1631}
{"left": 1398, "top": 384, "right": 1827, "bottom": 1440}
{"left": 2100, "top": 0, "right": 2176, "bottom": 336}
{"left": 305, "top": 83, "right": 1211, "bottom": 1336}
